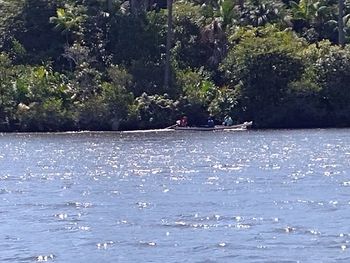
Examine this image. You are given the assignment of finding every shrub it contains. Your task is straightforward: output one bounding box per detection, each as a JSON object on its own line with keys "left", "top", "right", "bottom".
{"left": 0, "top": 53, "right": 18, "bottom": 130}
{"left": 175, "top": 68, "right": 219, "bottom": 124}
{"left": 17, "top": 98, "right": 75, "bottom": 131}
{"left": 126, "top": 93, "right": 179, "bottom": 129}
{"left": 221, "top": 26, "right": 306, "bottom": 127}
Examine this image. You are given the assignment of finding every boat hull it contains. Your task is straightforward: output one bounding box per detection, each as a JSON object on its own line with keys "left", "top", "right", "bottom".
{"left": 174, "top": 121, "right": 252, "bottom": 131}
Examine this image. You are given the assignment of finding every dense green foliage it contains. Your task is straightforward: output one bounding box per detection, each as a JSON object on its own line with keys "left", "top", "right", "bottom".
{"left": 0, "top": 0, "right": 350, "bottom": 131}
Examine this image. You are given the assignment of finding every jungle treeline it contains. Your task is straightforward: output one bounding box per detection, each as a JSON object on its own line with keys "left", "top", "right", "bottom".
{"left": 1, "top": 0, "right": 350, "bottom": 131}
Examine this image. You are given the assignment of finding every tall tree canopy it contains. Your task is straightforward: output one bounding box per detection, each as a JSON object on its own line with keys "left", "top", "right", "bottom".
{"left": 0, "top": 0, "right": 349, "bottom": 131}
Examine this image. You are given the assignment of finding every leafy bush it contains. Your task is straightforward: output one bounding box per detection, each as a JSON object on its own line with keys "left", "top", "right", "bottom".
{"left": 0, "top": 53, "right": 18, "bottom": 130}
{"left": 76, "top": 95, "right": 109, "bottom": 131}
{"left": 99, "top": 67, "right": 134, "bottom": 130}
{"left": 172, "top": 2, "right": 210, "bottom": 69}
{"left": 175, "top": 68, "right": 219, "bottom": 124}
{"left": 208, "top": 87, "right": 239, "bottom": 122}
{"left": 77, "top": 65, "right": 134, "bottom": 130}
{"left": 13, "top": 64, "right": 76, "bottom": 131}
{"left": 221, "top": 26, "right": 306, "bottom": 127}
{"left": 313, "top": 43, "right": 350, "bottom": 126}
{"left": 17, "top": 98, "right": 75, "bottom": 131}
{"left": 126, "top": 93, "right": 179, "bottom": 129}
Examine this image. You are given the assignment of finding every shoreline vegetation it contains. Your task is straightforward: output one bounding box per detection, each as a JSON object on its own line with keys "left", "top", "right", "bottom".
{"left": 1, "top": 0, "right": 350, "bottom": 132}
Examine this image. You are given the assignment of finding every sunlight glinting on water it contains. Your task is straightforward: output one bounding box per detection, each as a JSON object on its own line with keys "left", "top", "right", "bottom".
{"left": 0, "top": 129, "right": 350, "bottom": 262}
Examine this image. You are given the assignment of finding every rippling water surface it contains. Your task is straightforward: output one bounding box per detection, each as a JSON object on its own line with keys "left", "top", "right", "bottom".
{"left": 1, "top": 129, "right": 350, "bottom": 262}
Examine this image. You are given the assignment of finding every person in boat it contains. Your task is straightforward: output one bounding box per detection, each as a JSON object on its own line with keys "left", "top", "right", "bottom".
{"left": 223, "top": 115, "right": 233, "bottom": 126}
{"left": 207, "top": 116, "right": 215, "bottom": 128}
{"left": 177, "top": 116, "right": 188, "bottom": 127}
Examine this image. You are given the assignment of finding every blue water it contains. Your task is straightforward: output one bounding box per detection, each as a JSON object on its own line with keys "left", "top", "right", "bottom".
{"left": 0, "top": 129, "right": 350, "bottom": 262}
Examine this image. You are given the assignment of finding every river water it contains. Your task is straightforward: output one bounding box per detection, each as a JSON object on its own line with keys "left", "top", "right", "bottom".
{"left": 0, "top": 129, "right": 350, "bottom": 262}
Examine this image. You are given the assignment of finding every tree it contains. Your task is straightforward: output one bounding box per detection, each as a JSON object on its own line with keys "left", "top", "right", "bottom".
{"left": 217, "top": 0, "right": 236, "bottom": 28}
{"left": 0, "top": 0, "right": 25, "bottom": 47}
{"left": 338, "top": 0, "right": 345, "bottom": 46}
{"left": 130, "top": 0, "right": 153, "bottom": 14}
{"left": 164, "top": 0, "right": 173, "bottom": 90}
{"left": 1, "top": 0, "right": 66, "bottom": 65}
{"left": 288, "top": 0, "right": 342, "bottom": 43}
{"left": 221, "top": 27, "right": 306, "bottom": 126}
{"left": 200, "top": 19, "right": 227, "bottom": 67}
{"left": 314, "top": 43, "right": 350, "bottom": 125}
{"left": 239, "top": 0, "right": 282, "bottom": 27}
{"left": 107, "top": 0, "right": 114, "bottom": 12}
{"left": 238, "top": 0, "right": 245, "bottom": 10}
{"left": 0, "top": 53, "right": 17, "bottom": 130}
{"left": 50, "top": 3, "right": 87, "bottom": 45}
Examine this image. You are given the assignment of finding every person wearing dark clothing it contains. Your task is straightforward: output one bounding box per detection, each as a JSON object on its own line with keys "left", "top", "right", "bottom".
{"left": 207, "top": 117, "right": 215, "bottom": 128}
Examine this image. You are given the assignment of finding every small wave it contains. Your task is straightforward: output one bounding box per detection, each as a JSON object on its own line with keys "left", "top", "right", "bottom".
{"left": 138, "top": 241, "right": 157, "bottom": 247}
{"left": 54, "top": 213, "right": 68, "bottom": 220}
{"left": 0, "top": 188, "right": 10, "bottom": 194}
{"left": 66, "top": 202, "right": 93, "bottom": 208}
{"left": 136, "top": 202, "right": 152, "bottom": 209}
{"left": 97, "top": 241, "right": 115, "bottom": 250}
{"left": 0, "top": 175, "right": 9, "bottom": 180}
{"left": 1, "top": 254, "right": 55, "bottom": 263}
{"left": 36, "top": 254, "right": 55, "bottom": 262}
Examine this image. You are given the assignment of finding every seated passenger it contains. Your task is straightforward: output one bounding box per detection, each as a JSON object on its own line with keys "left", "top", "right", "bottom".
{"left": 179, "top": 116, "right": 188, "bottom": 127}
{"left": 207, "top": 116, "right": 215, "bottom": 128}
{"left": 223, "top": 115, "right": 233, "bottom": 126}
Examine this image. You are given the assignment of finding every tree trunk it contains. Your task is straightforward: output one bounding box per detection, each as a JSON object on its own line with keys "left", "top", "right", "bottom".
{"left": 130, "top": 0, "right": 151, "bottom": 14}
{"left": 338, "top": 0, "right": 345, "bottom": 46}
{"left": 164, "top": 0, "right": 173, "bottom": 90}
{"left": 130, "top": 0, "right": 139, "bottom": 15}
{"left": 238, "top": 0, "right": 244, "bottom": 10}
{"left": 107, "top": 0, "right": 113, "bottom": 12}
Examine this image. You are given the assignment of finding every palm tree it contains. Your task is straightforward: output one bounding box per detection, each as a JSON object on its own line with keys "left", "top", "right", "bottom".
{"left": 287, "top": 0, "right": 336, "bottom": 39}
{"left": 49, "top": 4, "right": 85, "bottom": 45}
{"left": 164, "top": 0, "right": 173, "bottom": 90}
{"left": 50, "top": 4, "right": 87, "bottom": 71}
{"left": 218, "top": 0, "right": 236, "bottom": 28}
{"left": 240, "top": 0, "right": 281, "bottom": 27}
{"left": 289, "top": 0, "right": 317, "bottom": 22}
{"left": 200, "top": 19, "right": 227, "bottom": 67}
{"left": 338, "top": 0, "right": 345, "bottom": 46}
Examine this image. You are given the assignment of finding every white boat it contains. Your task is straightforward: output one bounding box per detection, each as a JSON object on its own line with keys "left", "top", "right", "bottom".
{"left": 173, "top": 121, "right": 253, "bottom": 131}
